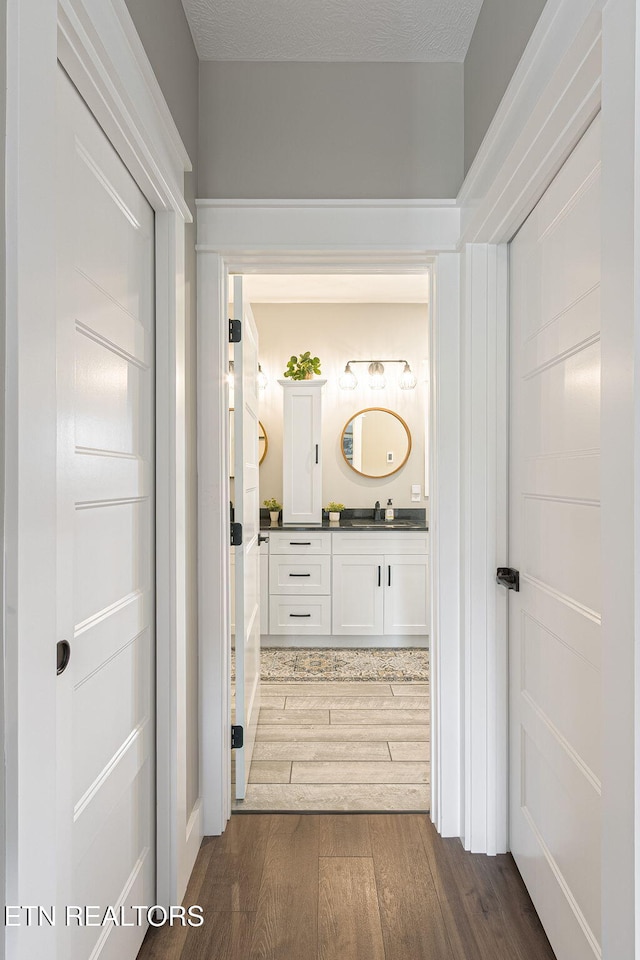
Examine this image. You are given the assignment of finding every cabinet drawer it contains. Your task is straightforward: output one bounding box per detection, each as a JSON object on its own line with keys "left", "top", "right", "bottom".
{"left": 269, "top": 531, "right": 332, "bottom": 555}
{"left": 269, "top": 596, "right": 331, "bottom": 635}
{"left": 332, "top": 532, "right": 430, "bottom": 556}
{"left": 269, "top": 555, "right": 331, "bottom": 595}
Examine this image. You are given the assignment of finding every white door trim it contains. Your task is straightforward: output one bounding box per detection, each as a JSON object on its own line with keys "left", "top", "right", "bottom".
{"left": 4, "top": 3, "right": 196, "bottom": 956}
{"left": 195, "top": 210, "right": 463, "bottom": 836}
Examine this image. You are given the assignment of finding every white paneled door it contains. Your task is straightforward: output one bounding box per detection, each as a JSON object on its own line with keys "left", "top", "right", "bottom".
{"left": 509, "top": 116, "right": 601, "bottom": 960}
{"left": 233, "top": 277, "right": 261, "bottom": 798}
{"left": 56, "top": 69, "right": 155, "bottom": 960}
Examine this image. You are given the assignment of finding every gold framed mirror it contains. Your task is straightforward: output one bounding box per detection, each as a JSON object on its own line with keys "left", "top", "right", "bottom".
{"left": 341, "top": 407, "right": 412, "bottom": 478}
{"left": 229, "top": 411, "right": 268, "bottom": 477}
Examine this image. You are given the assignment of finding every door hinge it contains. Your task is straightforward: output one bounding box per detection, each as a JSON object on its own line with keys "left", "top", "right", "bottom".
{"left": 231, "top": 522, "right": 243, "bottom": 546}
{"left": 496, "top": 567, "right": 520, "bottom": 591}
{"left": 229, "top": 318, "right": 241, "bottom": 343}
{"left": 231, "top": 725, "right": 244, "bottom": 749}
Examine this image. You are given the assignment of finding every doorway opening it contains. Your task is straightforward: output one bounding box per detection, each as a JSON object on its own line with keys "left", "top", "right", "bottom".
{"left": 230, "top": 272, "right": 431, "bottom": 812}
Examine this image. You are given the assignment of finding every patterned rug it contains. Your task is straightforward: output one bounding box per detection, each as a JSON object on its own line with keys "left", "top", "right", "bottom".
{"left": 232, "top": 647, "right": 429, "bottom": 682}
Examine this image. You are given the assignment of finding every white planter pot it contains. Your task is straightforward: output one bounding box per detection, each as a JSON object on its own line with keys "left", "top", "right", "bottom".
{"left": 270, "top": 511, "right": 280, "bottom": 524}
{"left": 329, "top": 512, "right": 341, "bottom": 522}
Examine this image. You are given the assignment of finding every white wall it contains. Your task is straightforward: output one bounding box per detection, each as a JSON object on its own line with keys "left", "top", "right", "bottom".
{"left": 252, "top": 303, "right": 429, "bottom": 511}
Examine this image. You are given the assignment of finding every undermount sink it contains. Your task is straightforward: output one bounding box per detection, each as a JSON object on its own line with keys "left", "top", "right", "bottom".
{"left": 348, "top": 518, "right": 415, "bottom": 528}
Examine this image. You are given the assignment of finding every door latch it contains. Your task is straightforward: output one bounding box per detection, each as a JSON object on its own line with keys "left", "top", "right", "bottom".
{"left": 496, "top": 567, "right": 520, "bottom": 591}
{"left": 231, "top": 725, "right": 244, "bottom": 749}
{"left": 231, "top": 522, "right": 243, "bottom": 546}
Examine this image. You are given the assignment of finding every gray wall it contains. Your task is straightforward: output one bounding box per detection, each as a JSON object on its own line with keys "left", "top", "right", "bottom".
{"left": 464, "top": 0, "right": 548, "bottom": 173}
{"left": 124, "top": 0, "right": 201, "bottom": 817}
{"left": 199, "top": 61, "right": 464, "bottom": 199}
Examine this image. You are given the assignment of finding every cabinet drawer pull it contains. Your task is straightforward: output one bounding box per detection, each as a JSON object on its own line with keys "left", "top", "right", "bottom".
{"left": 289, "top": 573, "right": 311, "bottom": 577}
{"left": 290, "top": 541, "right": 311, "bottom": 546}
{"left": 378, "top": 565, "right": 381, "bottom": 587}
{"left": 388, "top": 565, "right": 392, "bottom": 587}
{"left": 289, "top": 613, "right": 312, "bottom": 618}
{"left": 315, "top": 444, "right": 319, "bottom": 464}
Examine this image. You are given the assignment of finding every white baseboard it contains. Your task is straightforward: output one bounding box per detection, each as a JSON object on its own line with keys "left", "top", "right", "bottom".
{"left": 260, "top": 635, "right": 429, "bottom": 649}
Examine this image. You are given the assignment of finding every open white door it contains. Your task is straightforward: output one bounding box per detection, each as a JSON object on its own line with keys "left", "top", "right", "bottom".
{"left": 508, "top": 117, "right": 601, "bottom": 960}
{"left": 233, "top": 276, "right": 262, "bottom": 798}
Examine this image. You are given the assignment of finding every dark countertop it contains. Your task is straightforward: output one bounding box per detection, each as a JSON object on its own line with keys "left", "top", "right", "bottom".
{"left": 261, "top": 520, "right": 428, "bottom": 532}
{"left": 260, "top": 508, "right": 428, "bottom": 533}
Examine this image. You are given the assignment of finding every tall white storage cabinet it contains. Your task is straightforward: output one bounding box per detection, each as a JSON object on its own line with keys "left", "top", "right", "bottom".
{"left": 280, "top": 379, "right": 326, "bottom": 525}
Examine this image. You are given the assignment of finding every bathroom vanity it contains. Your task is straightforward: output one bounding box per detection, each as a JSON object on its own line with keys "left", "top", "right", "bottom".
{"left": 261, "top": 517, "right": 429, "bottom": 646}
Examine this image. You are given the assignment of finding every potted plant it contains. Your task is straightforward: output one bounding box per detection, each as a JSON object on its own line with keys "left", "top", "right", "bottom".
{"left": 326, "top": 501, "right": 345, "bottom": 523}
{"left": 263, "top": 498, "right": 282, "bottom": 524}
{"left": 283, "top": 352, "right": 321, "bottom": 381}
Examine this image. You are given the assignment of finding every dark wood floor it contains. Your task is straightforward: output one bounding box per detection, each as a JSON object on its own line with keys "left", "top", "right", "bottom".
{"left": 137, "top": 814, "right": 556, "bottom": 960}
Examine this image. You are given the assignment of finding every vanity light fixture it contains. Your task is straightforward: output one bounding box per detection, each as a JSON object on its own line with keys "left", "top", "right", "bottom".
{"left": 339, "top": 362, "right": 358, "bottom": 390}
{"left": 338, "top": 359, "right": 417, "bottom": 390}
{"left": 368, "top": 361, "right": 386, "bottom": 390}
{"left": 399, "top": 362, "right": 417, "bottom": 390}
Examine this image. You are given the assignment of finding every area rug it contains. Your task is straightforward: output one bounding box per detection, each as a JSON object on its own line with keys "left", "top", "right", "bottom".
{"left": 232, "top": 647, "right": 429, "bottom": 682}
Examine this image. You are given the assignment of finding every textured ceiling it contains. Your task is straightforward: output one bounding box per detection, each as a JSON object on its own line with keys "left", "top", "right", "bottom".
{"left": 182, "top": 0, "right": 484, "bottom": 62}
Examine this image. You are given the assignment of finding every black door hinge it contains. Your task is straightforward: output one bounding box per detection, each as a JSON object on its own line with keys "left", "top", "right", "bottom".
{"left": 496, "top": 567, "right": 520, "bottom": 591}
{"left": 231, "top": 522, "right": 243, "bottom": 546}
{"left": 231, "top": 725, "right": 244, "bottom": 749}
{"left": 229, "top": 318, "right": 241, "bottom": 343}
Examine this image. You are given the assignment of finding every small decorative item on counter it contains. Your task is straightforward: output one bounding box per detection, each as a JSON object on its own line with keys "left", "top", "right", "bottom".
{"left": 326, "top": 501, "right": 345, "bottom": 523}
{"left": 283, "top": 352, "right": 322, "bottom": 381}
{"left": 263, "top": 498, "right": 282, "bottom": 524}
{"left": 385, "top": 498, "right": 395, "bottom": 520}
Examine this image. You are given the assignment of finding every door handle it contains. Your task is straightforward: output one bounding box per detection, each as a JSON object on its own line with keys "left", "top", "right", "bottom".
{"left": 57, "top": 640, "right": 71, "bottom": 675}
{"left": 496, "top": 567, "right": 520, "bottom": 591}
{"left": 378, "top": 565, "right": 381, "bottom": 587}
{"left": 388, "top": 565, "right": 391, "bottom": 587}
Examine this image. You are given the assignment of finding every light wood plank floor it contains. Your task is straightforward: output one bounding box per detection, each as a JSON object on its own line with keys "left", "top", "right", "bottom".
{"left": 233, "top": 681, "right": 430, "bottom": 811}
{"left": 137, "top": 814, "right": 557, "bottom": 960}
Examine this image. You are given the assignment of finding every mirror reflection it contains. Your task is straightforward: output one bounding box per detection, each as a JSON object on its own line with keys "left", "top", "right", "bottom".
{"left": 229, "top": 413, "right": 268, "bottom": 478}
{"left": 341, "top": 408, "right": 411, "bottom": 478}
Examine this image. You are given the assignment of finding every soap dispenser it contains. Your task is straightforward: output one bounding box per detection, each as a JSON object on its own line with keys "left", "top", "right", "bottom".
{"left": 385, "top": 498, "right": 394, "bottom": 521}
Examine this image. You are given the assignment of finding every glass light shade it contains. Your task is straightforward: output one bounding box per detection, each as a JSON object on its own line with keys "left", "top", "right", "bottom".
{"left": 339, "top": 363, "right": 358, "bottom": 390}
{"left": 368, "top": 361, "right": 386, "bottom": 390}
{"left": 257, "top": 364, "right": 268, "bottom": 391}
{"left": 399, "top": 362, "right": 417, "bottom": 390}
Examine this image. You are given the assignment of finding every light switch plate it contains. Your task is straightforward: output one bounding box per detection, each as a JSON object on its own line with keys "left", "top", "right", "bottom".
{"left": 411, "top": 484, "right": 421, "bottom": 502}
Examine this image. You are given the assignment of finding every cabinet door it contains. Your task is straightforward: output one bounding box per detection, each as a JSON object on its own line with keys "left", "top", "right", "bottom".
{"left": 281, "top": 380, "right": 325, "bottom": 525}
{"left": 332, "top": 555, "right": 384, "bottom": 635}
{"left": 384, "top": 555, "right": 430, "bottom": 635}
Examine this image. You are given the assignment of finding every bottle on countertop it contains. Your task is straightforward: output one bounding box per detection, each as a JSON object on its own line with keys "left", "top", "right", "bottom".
{"left": 385, "top": 498, "right": 394, "bottom": 521}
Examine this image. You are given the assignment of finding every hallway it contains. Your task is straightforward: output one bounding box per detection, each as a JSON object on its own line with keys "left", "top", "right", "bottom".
{"left": 137, "top": 813, "right": 556, "bottom": 960}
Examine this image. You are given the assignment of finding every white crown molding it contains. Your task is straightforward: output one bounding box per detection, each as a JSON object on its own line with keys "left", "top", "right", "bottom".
{"left": 196, "top": 199, "right": 460, "bottom": 256}
{"left": 458, "top": 0, "right": 603, "bottom": 245}
{"left": 58, "top": 0, "right": 192, "bottom": 221}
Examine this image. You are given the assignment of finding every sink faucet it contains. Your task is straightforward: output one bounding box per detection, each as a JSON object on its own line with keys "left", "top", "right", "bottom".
{"left": 373, "top": 500, "right": 381, "bottom": 521}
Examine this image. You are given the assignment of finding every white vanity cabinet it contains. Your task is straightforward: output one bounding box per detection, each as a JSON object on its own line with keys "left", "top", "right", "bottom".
{"left": 280, "top": 379, "right": 326, "bottom": 526}
{"left": 268, "top": 529, "right": 332, "bottom": 635}
{"left": 265, "top": 528, "right": 430, "bottom": 641}
{"left": 331, "top": 534, "right": 430, "bottom": 637}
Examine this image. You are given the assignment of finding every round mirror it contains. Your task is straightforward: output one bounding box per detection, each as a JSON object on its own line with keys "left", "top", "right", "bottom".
{"left": 258, "top": 421, "right": 268, "bottom": 465}
{"left": 230, "top": 412, "right": 268, "bottom": 477}
{"left": 341, "top": 408, "right": 412, "bottom": 478}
